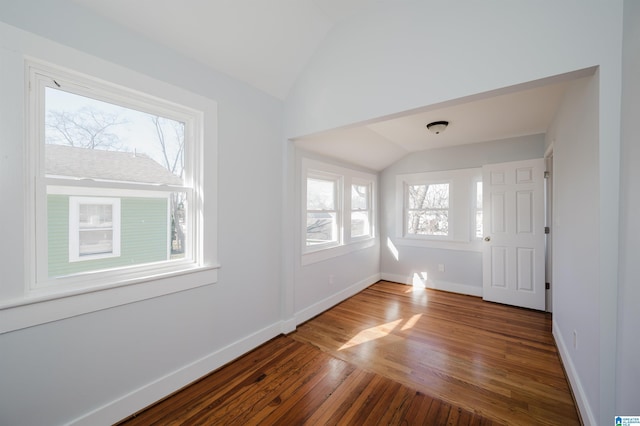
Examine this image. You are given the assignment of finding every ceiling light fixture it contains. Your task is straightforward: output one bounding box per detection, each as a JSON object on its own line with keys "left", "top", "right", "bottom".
{"left": 426, "top": 120, "right": 449, "bottom": 134}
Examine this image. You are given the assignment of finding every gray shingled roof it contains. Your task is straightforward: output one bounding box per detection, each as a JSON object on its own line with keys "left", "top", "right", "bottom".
{"left": 45, "top": 144, "right": 183, "bottom": 185}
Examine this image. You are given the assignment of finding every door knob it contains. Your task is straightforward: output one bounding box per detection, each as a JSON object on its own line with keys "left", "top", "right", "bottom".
{"left": 484, "top": 236, "right": 491, "bottom": 242}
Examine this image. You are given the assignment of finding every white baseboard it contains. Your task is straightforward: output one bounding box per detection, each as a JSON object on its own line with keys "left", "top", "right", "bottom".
{"left": 553, "top": 320, "right": 596, "bottom": 426}
{"left": 71, "top": 273, "right": 382, "bottom": 425}
{"left": 70, "top": 322, "right": 283, "bottom": 426}
{"left": 294, "top": 273, "right": 381, "bottom": 325}
{"left": 380, "top": 273, "right": 483, "bottom": 297}
{"left": 280, "top": 317, "right": 297, "bottom": 334}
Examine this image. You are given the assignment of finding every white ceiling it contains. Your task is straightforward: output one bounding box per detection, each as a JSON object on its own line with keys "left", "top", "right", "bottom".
{"left": 69, "top": 0, "right": 571, "bottom": 171}
{"left": 70, "top": 0, "right": 376, "bottom": 100}
{"left": 294, "top": 81, "right": 569, "bottom": 170}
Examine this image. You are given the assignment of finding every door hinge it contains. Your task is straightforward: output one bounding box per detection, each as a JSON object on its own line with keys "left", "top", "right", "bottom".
{"left": 544, "top": 226, "right": 550, "bottom": 234}
{"left": 544, "top": 171, "right": 550, "bottom": 178}
{"left": 546, "top": 282, "right": 550, "bottom": 289}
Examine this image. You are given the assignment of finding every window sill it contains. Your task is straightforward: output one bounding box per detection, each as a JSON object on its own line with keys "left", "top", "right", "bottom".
{"left": 302, "top": 237, "right": 376, "bottom": 266}
{"left": 0, "top": 265, "right": 220, "bottom": 334}
{"left": 395, "top": 237, "right": 482, "bottom": 252}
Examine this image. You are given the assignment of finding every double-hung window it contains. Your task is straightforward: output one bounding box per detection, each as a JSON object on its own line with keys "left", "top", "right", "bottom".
{"left": 405, "top": 182, "right": 450, "bottom": 236}
{"left": 351, "top": 182, "right": 372, "bottom": 239}
{"left": 474, "top": 180, "right": 483, "bottom": 239}
{"left": 396, "top": 168, "right": 481, "bottom": 248}
{"left": 306, "top": 174, "right": 341, "bottom": 249}
{"left": 302, "top": 158, "right": 376, "bottom": 263}
{"left": 69, "top": 196, "right": 121, "bottom": 262}
{"left": 26, "top": 60, "right": 216, "bottom": 296}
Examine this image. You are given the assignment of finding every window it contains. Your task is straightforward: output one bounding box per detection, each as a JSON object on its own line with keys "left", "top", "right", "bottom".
{"left": 306, "top": 175, "right": 340, "bottom": 248}
{"left": 475, "top": 180, "right": 483, "bottom": 239}
{"left": 351, "top": 183, "right": 372, "bottom": 239}
{"left": 69, "top": 197, "right": 121, "bottom": 262}
{"left": 25, "top": 60, "right": 217, "bottom": 298}
{"left": 396, "top": 168, "right": 481, "bottom": 249}
{"left": 406, "top": 182, "right": 450, "bottom": 236}
{"left": 302, "top": 159, "right": 376, "bottom": 262}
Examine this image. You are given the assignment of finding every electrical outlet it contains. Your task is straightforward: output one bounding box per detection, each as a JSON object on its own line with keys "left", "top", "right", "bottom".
{"left": 573, "top": 330, "right": 578, "bottom": 349}
{"left": 438, "top": 264, "right": 445, "bottom": 272}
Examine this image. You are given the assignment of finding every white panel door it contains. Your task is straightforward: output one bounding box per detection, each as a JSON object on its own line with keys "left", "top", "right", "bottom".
{"left": 482, "top": 158, "right": 545, "bottom": 310}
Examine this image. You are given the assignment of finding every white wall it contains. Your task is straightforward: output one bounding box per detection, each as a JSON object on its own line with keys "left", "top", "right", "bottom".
{"left": 0, "top": 1, "right": 284, "bottom": 425}
{"left": 380, "top": 136, "right": 545, "bottom": 294}
{"left": 285, "top": 3, "right": 623, "bottom": 424}
{"left": 617, "top": 0, "right": 640, "bottom": 412}
{"left": 293, "top": 150, "right": 380, "bottom": 324}
{"left": 285, "top": 1, "right": 622, "bottom": 140}
{"left": 546, "top": 76, "right": 601, "bottom": 424}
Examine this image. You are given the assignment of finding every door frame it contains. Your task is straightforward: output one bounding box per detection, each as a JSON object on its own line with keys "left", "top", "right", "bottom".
{"left": 544, "top": 145, "right": 554, "bottom": 313}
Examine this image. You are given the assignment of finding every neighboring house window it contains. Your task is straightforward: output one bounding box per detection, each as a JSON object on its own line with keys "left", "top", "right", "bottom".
{"left": 69, "top": 197, "right": 121, "bottom": 262}
{"left": 306, "top": 175, "right": 340, "bottom": 248}
{"left": 302, "top": 159, "right": 376, "bottom": 263}
{"left": 25, "top": 60, "right": 217, "bottom": 298}
{"left": 351, "top": 182, "right": 372, "bottom": 239}
{"left": 406, "top": 182, "right": 450, "bottom": 236}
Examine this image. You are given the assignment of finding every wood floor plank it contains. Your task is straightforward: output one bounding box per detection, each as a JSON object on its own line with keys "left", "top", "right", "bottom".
{"left": 119, "top": 281, "right": 577, "bottom": 425}
{"left": 291, "top": 281, "right": 580, "bottom": 425}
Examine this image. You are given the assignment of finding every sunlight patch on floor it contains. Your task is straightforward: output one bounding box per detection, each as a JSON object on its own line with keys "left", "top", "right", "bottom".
{"left": 339, "top": 313, "right": 424, "bottom": 351}
{"left": 338, "top": 319, "right": 403, "bottom": 350}
{"left": 401, "top": 313, "right": 422, "bottom": 331}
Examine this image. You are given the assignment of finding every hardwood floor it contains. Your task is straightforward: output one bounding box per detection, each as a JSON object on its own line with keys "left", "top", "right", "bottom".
{"left": 292, "top": 281, "right": 580, "bottom": 425}
{"left": 119, "top": 281, "right": 579, "bottom": 425}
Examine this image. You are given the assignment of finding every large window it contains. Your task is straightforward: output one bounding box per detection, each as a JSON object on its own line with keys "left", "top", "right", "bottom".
{"left": 306, "top": 175, "right": 340, "bottom": 248}
{"left": 302, "top": 159, "right": 375, "bottom": 262}
{"left": 26, "top": 60, "right": 216, "bottom": 296}
{"left": 396, "top": 168, "right": 481, "bottom": 248}
{"left": 406, "top": 182, "right": 450, "bottom": 236}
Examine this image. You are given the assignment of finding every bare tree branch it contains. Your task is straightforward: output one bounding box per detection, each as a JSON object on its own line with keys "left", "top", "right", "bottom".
{"left": 45, "top": 107, "right": 127, "bottom": 150}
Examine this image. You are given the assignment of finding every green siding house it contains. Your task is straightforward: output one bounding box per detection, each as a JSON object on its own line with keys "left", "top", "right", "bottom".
{"left": 45, "top": 145, "right": 182, "bottom": 278}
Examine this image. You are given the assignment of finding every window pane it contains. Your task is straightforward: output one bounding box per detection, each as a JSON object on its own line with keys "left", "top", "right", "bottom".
{"left": 351, "top": 211, "right": 370, "bottom": 238}
{"left": 170, "top": 192, "right": 187, "bottom": 260}
{"left": 79, "top": 230, "right": 113, "bottom": 256}
{"left": 407, "top": 210, "right": 449, "bottom": 235}
{"left": 408, "top": 183, "right": 449, "bottom": 209}
{"left": 45, "top": 87, "right": 184, "bottom": 185}
{"left": 48, "top": 192, "right": 188, "bottom": 277}
{"left": 476, "top": 181, "right": 483, "bottom": 238}
{"left": 307, "top": 178, "right": 335, "bottom": 210}
{"left": 306, "top": 212, "right": 337, "bottom": 246}
{"left": 351, "top": 184, "right": 368, "bottom": 210}
{"left": 79, "top": 204, "right": 112, "bottom": 228}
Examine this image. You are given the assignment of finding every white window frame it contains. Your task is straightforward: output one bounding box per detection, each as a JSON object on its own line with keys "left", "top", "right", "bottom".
{"left": 473, "top": 179, "right": 483, "bottom": 240}
{"left": 305, "top": 171, "right": 342, "bottom": 251}
{"left": 395, "top": 168, "right": 481, "bottom": 252}
{"left": 404, "top": 180, "right": 452, "bottom": 239}
{"left": 350, "top": 180, "right": 373, "bottom": 240}
{"left": 0, "top": 50, "right": 218, "bottom": 334}
{"left": 68, "top": 196, "right": 121, "bottom": 262}
{"left": 302, "top": 158, "right": 376, "bottom": 265}
{"left": 29, "top": 61, "right": 204, "bottom": 290}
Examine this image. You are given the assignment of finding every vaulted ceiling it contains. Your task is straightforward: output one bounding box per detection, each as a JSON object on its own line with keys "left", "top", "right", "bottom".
{"left": 69, "top": 0, "right": 569, "bottom": 170}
